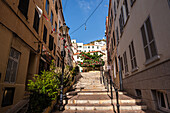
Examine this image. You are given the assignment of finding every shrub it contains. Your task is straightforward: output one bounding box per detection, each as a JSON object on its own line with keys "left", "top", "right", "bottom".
{"left": 27, "top": 60, "right": 60, "bottom": 113}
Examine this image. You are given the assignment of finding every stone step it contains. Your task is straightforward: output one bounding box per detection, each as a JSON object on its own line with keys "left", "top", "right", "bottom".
{"left": 75, "top": 83, "right": 104, "bottom": 86}
{"left": 118, "top": 105, "right": 147, "bottom": 111}
{"left": 75, "top": 85, "right": 105, "bottom": 88}
{"left": 77, "top": 91, "right": 126, "bottom": 95}
{"left": 67, "top": 99, "right": 142, "bottom": 105}
{"left": 65, "top": 104, "right": 147, "bottom": 111}
{"left": 59, "top": 110, "right": 114, "bottom": 113}
{"left": 68, "top": 94, "right": 140, "bottom": 100}
{"left": 65, "top": 104, "right": 113, "bottom": 110}
{"left": 79, "top": 89, "right": 107, "bottom": 91}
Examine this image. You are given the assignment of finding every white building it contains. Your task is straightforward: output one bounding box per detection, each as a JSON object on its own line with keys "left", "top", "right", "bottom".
{"left": 71, "top": 39, "right": 107, "bottom": 72}
{"left": 71, "top": 39, "right": 77, "bottom": 54}
{"left": 77, "top": 43, "right": 84, "bottom": 53}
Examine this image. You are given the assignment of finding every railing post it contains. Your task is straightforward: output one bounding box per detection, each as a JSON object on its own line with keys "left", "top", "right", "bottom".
{"left": 106, "top": 77, "right": 109, "bottom": 92}
{"left": 115, "top": 88, "right": 120, "bottom": 113}
{"left": 109, "top": 76, "right": 113, "bottom": 99}
{"left": 102, "top": 70, "right": 105, "bottom": 85}
{"left": 104, "top": 76, "right": 106, "bottom": 88}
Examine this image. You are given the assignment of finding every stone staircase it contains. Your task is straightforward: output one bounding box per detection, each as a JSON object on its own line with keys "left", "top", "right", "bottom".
{"left": 54, "top": 71, "right": 149, "bottom": 113}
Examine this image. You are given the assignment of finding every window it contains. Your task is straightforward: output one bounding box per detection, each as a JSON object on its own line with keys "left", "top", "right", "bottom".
{"left": 43, "top": 25, "right": 47, "bottom": 43}
{"left": 141, "top": 17, "right": 157, "bottom": 61}
{"left": 77, "top": 55, "right": 79, "bottom": 59}
{"left": 114, "top": 1, "right": 117, "bottom": 18}
{"left": 55, "top": 1, "right": 58, "bottom": 14}
{"left": 136, "top": 89, "right": 142, "bottom": 97}
{"left": 88, "top": 46, "right": 90, "bottom": 48}
{"left": 156, "top": 91, "right": 170, "bottom": 112}
{"left": 92, "top": 46, "right": 94, "bottom": 48}
{"left": 115, "top": 57, "right": 118, "bottom": 72}
{"left": 111, "top": 39, "right": 113, "bottom": 50}
{"left": 123, "top": 51, "right": 128, "bottom": 73}
{"left": 1, "top": 88, "right": 15, "bottom": 107}
{"left": 119, "top": 6, "right": 124, "bottom": 34}
{"left": 124, "top": 0, "right": 129, "bottom": 17}
{"left": 45, "top": 0, "right": 49, "bottom": 14}
{"left": 53, "top": 44, "right": 56, "bottom": 55}
{"left": 5, "top": 48, "right": 20, "bottom": 83}
{"left": 33, "top": 9, "right": 40, "bottom": 33}
{"left": 129, "top": 41, "right": 137, "bottom": 70}
{"left": 110, "top": 10, "right": 113, "bottom": 28}
{"left": 49, "top": 35, "right": 54, "bottom": 51}
{"left": 130, "top": 0, "right": 136, "bottom": 7}
{"left": 113, "top": 31, "right": 116, "bottom": 46}
{"left": 57, "top": 57, "right": 60, "bottom": 67}
{"left": 168, "top": 0, "right": 170, "bottom": 8}
{"left": 51, "top": 11, "right": 53, "bottom": 26}
{"left": 116, "top": 27, "right": 119, "bottom": 44}
{"left": 84, "top": 50, "right": 86, "bottom": 52}
{"left": 117, "top": 0, "right": 120, "bottom": 8}
{"left": 55, "top": 22, "right": 57, "bottom": 32}
{"left": 97, "top": 46, "right": 99, "bottom": 49}
{"left": 18, "top": 0, "right": 29, "bottom": 18}
{"left": 120, "top": 57, "right": 124, "bottom": 71}
{"left": 59, "top": 21, "right": 61, "bottom": 28}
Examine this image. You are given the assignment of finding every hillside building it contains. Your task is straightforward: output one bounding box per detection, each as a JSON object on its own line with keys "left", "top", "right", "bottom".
{"left": 71, "top": 39, "right": 107, "bottom": 72}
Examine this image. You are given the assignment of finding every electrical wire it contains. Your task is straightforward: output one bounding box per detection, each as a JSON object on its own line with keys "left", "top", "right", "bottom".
{"left": 70, "top": 23, "right": 85, "bottom": 35}
{"left": 70, "top": 0, "right": 104, "bottom": 35}
{"left": 85, "top": 0, "right": 104, "bottom": 24}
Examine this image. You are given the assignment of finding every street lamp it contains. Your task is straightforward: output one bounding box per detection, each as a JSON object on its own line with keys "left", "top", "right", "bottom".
{"left": 59, "top": 23, "right": 69, "bottom": 110}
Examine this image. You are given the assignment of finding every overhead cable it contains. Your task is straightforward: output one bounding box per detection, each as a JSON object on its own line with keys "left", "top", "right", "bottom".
{"left": 70, "top": 0, "right": 104, "bottom": 35}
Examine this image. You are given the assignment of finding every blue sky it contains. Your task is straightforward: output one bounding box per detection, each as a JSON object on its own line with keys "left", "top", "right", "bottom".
{"left": 62, "top": 0, "right": 109, "bottom": 44}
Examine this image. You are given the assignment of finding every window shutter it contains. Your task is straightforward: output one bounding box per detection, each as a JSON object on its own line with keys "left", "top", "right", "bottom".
{"left": 5, "top": 59, "right": 13, "bottom": 82}
{"left": 5, "top": 48, "right": 20, "bottom": 83}
{"left": 55, "top": 1, "right": 58, "bottom": 14}
{"left": 18, "top": 0, "right": 29, "bottom": 18}
{"left": 33, "top": 9, "right": 40, "bottom": 33}
{"left": 49, "top": 35, "right": 54, "bottom": 51}
{"left": 54, "top": 44, "right": 56, "bottom": 55}
{"left": 43, "top": 26, "right": 47, "bottom": 43}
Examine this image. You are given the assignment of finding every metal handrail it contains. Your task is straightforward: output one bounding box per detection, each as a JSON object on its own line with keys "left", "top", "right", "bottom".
{"left": 100, "top": 70, "right": 120, "bottom": 113}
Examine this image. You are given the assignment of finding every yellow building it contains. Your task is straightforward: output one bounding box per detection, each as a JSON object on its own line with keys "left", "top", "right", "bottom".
{"left": 0, "top": 0, "right": 71, "bottom": 112}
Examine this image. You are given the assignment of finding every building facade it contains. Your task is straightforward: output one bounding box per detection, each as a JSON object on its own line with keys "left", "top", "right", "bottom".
{"left": 0, "top": 0, "right": 72, "bottom": 112}
{"left": 71, "top": 39, "right": 107, "bottom": 72}
{"left": 71, "top": 39, "right": 106, "bottom": 53}
{"left": 107, "top": 0, "right": 170, "bottom": 112}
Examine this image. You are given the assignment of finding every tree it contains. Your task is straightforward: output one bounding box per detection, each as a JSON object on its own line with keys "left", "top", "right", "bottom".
{"left": 78, "top": 52, "right": 105, "bottom": 68}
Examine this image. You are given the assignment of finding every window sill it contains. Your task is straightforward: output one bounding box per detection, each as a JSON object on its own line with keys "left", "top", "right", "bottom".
{"left": 144, "top": 55, "right": 160, "bottom": 66}
{"left": 131, "top": 67, "right": 139, "bottom": 73}
{"left": 131, "top": 0, "right": 136, "bottom": 7}
{"left": 125, "top": 72, "right": 129, "bottom": 76}
{"left": 124, "top": 15, "right": 130, "bottom": 28}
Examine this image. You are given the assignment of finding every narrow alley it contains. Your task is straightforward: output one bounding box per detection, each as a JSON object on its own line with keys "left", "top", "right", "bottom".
{"left": 0, "top": 0, "right": 170, "bottom": 113}
{"left": 53, "top": 71, "right": 153, "bottom": 113}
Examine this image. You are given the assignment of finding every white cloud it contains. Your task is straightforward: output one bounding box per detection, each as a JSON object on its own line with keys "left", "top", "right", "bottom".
{"left": 77, "top": 0, "right": 93, "bottom": 12}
